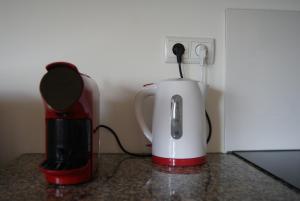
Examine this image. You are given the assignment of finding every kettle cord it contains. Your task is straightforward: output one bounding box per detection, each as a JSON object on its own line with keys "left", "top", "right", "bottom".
{"left": 205, "top": 111, "right": 212, "bottom": 143}
{"left": 94, "top": 125, "right": 152, "bottom": 157}
{"left": 178, "top": 63, "right": 183, "bottom": 78}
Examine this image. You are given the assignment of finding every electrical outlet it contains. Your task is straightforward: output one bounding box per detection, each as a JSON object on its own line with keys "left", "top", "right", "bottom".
{"left": 165, "top": 36, "right": 215, "bottom": 64}
{"left": 165, "top": 39, "right": 190, "bottom": 62}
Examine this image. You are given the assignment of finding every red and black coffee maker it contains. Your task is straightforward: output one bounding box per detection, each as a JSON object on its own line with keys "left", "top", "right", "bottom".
{"left": 39, "top": 62, "right": 100, "bottom": 185}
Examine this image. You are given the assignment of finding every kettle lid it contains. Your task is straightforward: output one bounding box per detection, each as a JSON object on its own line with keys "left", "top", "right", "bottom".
{"left": 158, "top": 78, "right": 199, "bottom": 83}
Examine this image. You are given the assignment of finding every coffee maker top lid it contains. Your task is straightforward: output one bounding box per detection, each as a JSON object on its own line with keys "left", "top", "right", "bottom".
{"left": 40, "top": 62, "right": 84, "bottom": 112}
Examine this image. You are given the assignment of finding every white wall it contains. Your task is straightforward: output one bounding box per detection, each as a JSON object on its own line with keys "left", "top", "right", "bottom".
{"left": 1, "top": 0, "right": 300, "bottom": 166}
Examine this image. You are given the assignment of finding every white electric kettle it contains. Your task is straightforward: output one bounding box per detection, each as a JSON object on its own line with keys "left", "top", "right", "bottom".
{"left": 135, "top": 78, "right": 208, "bottom": 166}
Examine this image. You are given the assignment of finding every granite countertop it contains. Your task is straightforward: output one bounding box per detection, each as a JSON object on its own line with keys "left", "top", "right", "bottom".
{"left": 0, "top": 154, "right": 299, "bottom": 201}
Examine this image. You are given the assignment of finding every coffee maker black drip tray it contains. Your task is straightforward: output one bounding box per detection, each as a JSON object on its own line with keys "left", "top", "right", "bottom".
{"left": 42, "top": 119, "right": 91, "bottom": 170}
{"left": 233, "top": 150, "right": 300, "bottom": 190}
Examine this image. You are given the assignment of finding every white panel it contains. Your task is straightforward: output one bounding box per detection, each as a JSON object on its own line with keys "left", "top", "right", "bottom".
{"left": 225, "top": 9, "right": 300, "bottom": 151}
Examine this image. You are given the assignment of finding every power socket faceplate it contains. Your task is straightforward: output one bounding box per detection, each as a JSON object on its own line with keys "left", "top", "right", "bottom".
{"left": 165, "top": 36, "right": 215, "bottom": 64}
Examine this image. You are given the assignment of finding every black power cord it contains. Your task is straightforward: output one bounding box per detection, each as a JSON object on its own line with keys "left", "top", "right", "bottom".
{"left": 205, "top": 111, "right": 212, "bottom": 143}
{"left": 178, "top": 63, "right": 183, "bottom": 78}
{"left": 94, "top": 125, "right": 152, "bottom": 157}
{"left": 172, "top": 43, "right": 185, "bottom": 78}
{"left": 172, "top": 43, "right": 212, "bottom": 143}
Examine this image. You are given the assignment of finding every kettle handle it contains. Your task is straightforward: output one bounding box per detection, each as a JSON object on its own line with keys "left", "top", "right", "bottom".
{"left": 134, "top": 84, "right": 157, "bottom": 142}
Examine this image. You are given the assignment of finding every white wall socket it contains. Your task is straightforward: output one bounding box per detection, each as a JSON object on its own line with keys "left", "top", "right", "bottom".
{"left": 165, "top": 36, "right": 215, "bottom": 64}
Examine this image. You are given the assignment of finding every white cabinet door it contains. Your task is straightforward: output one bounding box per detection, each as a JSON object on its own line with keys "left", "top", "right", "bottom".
{"left": 225, "top": 9, "right": 300, "bottom": 151}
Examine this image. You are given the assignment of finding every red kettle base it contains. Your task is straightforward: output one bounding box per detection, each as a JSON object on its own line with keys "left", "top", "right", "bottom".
{"left": 152, "top": 155, "right": 207, "bottom": 167}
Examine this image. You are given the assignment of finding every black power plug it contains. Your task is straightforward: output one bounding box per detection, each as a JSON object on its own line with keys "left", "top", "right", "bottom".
{"left": 172, "top": 43, "right": 185, "bottom": 63}
{"left": 172, "top": 43, "right": 185, "bottom": 78}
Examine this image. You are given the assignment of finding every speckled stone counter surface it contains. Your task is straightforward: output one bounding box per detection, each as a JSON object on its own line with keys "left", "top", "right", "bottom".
{"left": 0, "top": 154, "right": 299, "bottom": 201}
